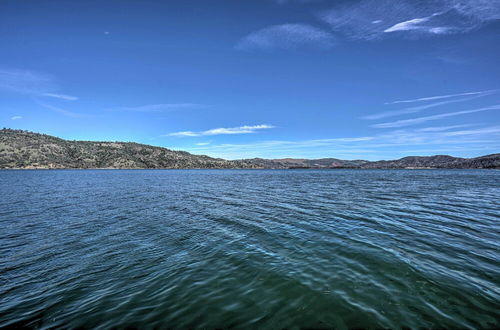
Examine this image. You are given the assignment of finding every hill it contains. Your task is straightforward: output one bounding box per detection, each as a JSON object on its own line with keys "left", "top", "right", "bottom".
{"left": 1, "top": 129, "right": 498, "bottom": 169}
{"left": 0, "top": 129, "right": 256, "bottom": 169}
{"left": 361, "top": 154, "right": 500, "bottom": 169}
{"left": 244, "top": 158, "right": 370, "bottom": 169}
{"left": 245, "top": 154, "right": 500, "bottom": 169}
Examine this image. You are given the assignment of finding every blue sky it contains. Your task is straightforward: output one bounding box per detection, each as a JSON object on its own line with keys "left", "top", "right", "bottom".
{"left": 1, "top": 0, "right": 499, "bottom": 160}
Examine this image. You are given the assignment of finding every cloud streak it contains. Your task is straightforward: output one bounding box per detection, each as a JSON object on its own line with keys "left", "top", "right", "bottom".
{"left": 185, "top": 125, "right": 499, "bottom": 160}
{"left": 11, "top": 116, "right": 22, "bottom": 120}
{"left": 167, "top": 124, "right": 275, "bottom": 137}
{"left": 319, "top": 0, "right": 500, "bottom": 40}
{"left": 384, "top": 15, "right": 435, "bottom": 33}
{"left": 383, "top": 13, "right": 449, "bottom": 34}
{"left": 363, "top": 89, "right": 498, "bottom": 120}
{"left": 386, "top": 90, "right": 497, "bottom": 105}
{"left": 0, "top": 68, "right": 78, "bottom": 100}
{"left": 33, "top": 99, "right": 87, "bottom": 118}
{"left": 41, "top": 93, "right": 79, "bottom": 101}
{"left": 273, "top": 0, "right": 322, "bottom": 4}
{"left": 371, "top": 105, "right": 500, "bottom": 128}
{"left": 364, "top": 95, "right": 494, "bottom": 120}
{"left": 110, "top": 103, "right": 206, "bottom": 113}
{"left": 236, "top": 24, "right": 335, "bottom": 51}
{"left": 416, "top": 124, "right": 476, "bottom": 132}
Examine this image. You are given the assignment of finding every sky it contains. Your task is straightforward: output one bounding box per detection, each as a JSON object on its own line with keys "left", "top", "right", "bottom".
{"left": 1, "top": 0, "right": 499, "bottom": 160}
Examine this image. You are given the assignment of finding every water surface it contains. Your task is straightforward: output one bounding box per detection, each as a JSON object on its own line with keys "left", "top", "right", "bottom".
{"left": 1, "top": 169, "right": 499, "bottom": 328}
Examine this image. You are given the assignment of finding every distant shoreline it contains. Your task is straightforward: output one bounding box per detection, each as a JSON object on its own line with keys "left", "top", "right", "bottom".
{"left": 1, "top": 167, "right": 498, "bottom": 171}
{"left": 1, "top": 129, "right": 499, "bottom": 170}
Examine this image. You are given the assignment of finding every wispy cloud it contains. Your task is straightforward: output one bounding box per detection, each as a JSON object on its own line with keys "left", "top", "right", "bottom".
{"left": 167, "top": 124, "right": 275, "bottom": 137}
{"left": 383, "top": 13, "right": 448, "bottom": 34}
{"left": 385, "top": 90, "right": 497, "bottom": 105}
{"left": 41, "top": 93, "right": 79, "bottom": 101}
{"left": 0, "top": 68, "right": 78, "bottom": 100}
{"left": 33, "top": 99, "right": 87, "bottom": 118}
{"left": 11, "top": 116, "right": 22, "bottom": 120}
{"left": 363, "top": 89, "right": 497, "bottom": 120}
{"left": 416, "top": 124, "right": 477, "bottom": 132}
{"left": 319, "top": 0, "right": 500, "bottom": 40}
{"left": 371, "top": 105, "right": 500, "bottom": 128}
{"left": 185, "top": 125, "right": 499, "bottom": 159}
{"left": 236, "top": 24, "right": 335, "bottom": 51}
{"left": 442, "top": 126, "right": 500, "bottom": 137}
{"left": 0, "top": 68, "right": 54, "bottom": 95}
{"left": 364, "top": 95, "right": 493, "bottom": 120}
{"left": 110, "top": 103, "right": 206, "bottom": 112}
{"left": 273, "top": 0, "right": 322, "bottom": 4}
{"left": 384, "top": 17, "right": 430, "bottom": 33}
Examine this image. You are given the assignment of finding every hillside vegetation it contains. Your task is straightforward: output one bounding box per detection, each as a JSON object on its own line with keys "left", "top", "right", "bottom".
{"left": 0, "top": 129, "right": 255, "bottom": 169}
{"left": 1, "top": 129, "right": 498, "bottom": 169}
{"left": 245, "top": 154, "right": 500, "bottom": 169}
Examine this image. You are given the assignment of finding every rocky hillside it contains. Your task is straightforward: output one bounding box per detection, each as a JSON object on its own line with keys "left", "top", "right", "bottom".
{"left": 363, "top": 154, "right": 500, "bottom": 168}
{"left": 247, "top": 154, "right": 500, "bottom": 169}
{"left": 1, "top": 129, "right": 498, "bottom": 169}
{"left": 0, "top": 129, "right": 256, "bottom": 169}
{"left": 362, "top": 154, "right": 500, "bottom": 169}
{"left": 244, "top": 158, "right": 370, "bottom": 169}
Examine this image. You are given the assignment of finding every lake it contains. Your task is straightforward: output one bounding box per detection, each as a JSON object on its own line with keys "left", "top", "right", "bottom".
{"left": 0, "top": 169, "right": 499, "bottom": 329}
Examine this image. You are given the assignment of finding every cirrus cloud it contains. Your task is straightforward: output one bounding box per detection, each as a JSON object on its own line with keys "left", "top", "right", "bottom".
{"left": 319, "top": 0, "right": 500, "bottom": 40}
{"left": 371, "top": 105, "right": 500, "bottom": 128}
{"left": 167, "top": 124, "right": 275, "bottom": 137}
{"left": 0, "top": 68, "right": 78, "bottom": 100}
{"left": 236, "top": 24, "right": 335, "bottom": 51}
{"left": 109, "top": 103, "right": 206, "bottom": 113}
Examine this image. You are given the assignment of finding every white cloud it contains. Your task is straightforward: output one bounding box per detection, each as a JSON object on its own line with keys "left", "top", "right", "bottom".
{"left": 11, "top": 116, "right": 22, "bottom": 120}
{"left": 33, "top": 99, "right": 86, "bottom": 118}
{"left": 195, "top": 142, "right": 211, "bottom": 146}
{"left": 363, "top": 90, "right": 498, "bottom": 120}
{"left": 110, "top": 103, "right": 206, "bottom": 112}
{"left": 0, "top": 68, "right": 54, "bottom": 95}
{"left": 383, "top": 12, "right": 452, "bottom": 34}
{"left": 325, "top": 136, "right": 375, "bottom": 142}
{"left": 371, "top": 105, "right": 500, "bottom": 128}
{"left": 168, "top": 131, "right": 199, "bottom": 137}
{"left": 364, "top": 95, "right": 493, "bottom": 120}
{"left": 184, "top": 126, "right": 500, "bottom": 160}
{"left": 273, "top": 0, "right": 323, "bottom": 5}
{"left": 417, "top": 124, "right": 476, "bottom": 132}
{"left": 0, "top": 68, "right": 77, "bottom": 100}
{"left": 384, "top": 15, "right": 436, "bottom": 33}
{"left": 442, "top": 126, "right": 500, "bottom": 137}
{"left": 167, "top": 124, "right": 275, "bottom": 137}
{"left": 319, "top": 0, "right": 500, "bottom": 40}
{"left": 41, "top": 93, "right": 79, "bottom": 101}
{"left": 428, "top": 27, "right": 453, "bottom": 34}
{"left": 386, "top": 90, "right": 497, "bottom": 105}
{"left": 236, "top": 24, "right": 335, "bottom": 51}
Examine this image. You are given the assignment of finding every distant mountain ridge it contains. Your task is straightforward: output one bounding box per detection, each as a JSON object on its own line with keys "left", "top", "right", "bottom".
{"left": 245, "top": 154, "right": 500, "bottom": 169}
{"left": 243, "top": 158, "right": 370, "bottom": 169}
{"left": 1, "top": 129, "right": 499, "bottom": 169}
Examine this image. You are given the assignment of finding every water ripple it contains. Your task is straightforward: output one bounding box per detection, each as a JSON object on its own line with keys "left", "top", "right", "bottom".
{"left": 0, "top": 169, "right": 499, "bottom": 329}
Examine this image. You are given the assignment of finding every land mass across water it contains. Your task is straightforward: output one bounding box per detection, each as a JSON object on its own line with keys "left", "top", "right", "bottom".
{"left": 1, "top": 129, "right": 499, "bottom": 169}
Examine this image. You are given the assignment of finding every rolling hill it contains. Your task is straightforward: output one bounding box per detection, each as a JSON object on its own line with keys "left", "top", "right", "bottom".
{"left": 1, "top": 129, "right": 498, "bottom": 169}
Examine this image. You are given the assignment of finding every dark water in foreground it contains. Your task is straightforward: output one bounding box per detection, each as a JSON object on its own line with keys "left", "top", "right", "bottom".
{"left": 0, "top": 169, "right": 499, "bottom": 329}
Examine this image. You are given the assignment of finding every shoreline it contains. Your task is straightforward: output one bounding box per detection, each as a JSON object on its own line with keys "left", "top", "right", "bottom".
{"left": 1, "top": 167, "right": 498, "bottom": 170}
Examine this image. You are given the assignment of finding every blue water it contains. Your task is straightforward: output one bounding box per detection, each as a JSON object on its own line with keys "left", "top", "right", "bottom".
{"left": 1, "top": 169, "right": 499, "bottom": 329}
